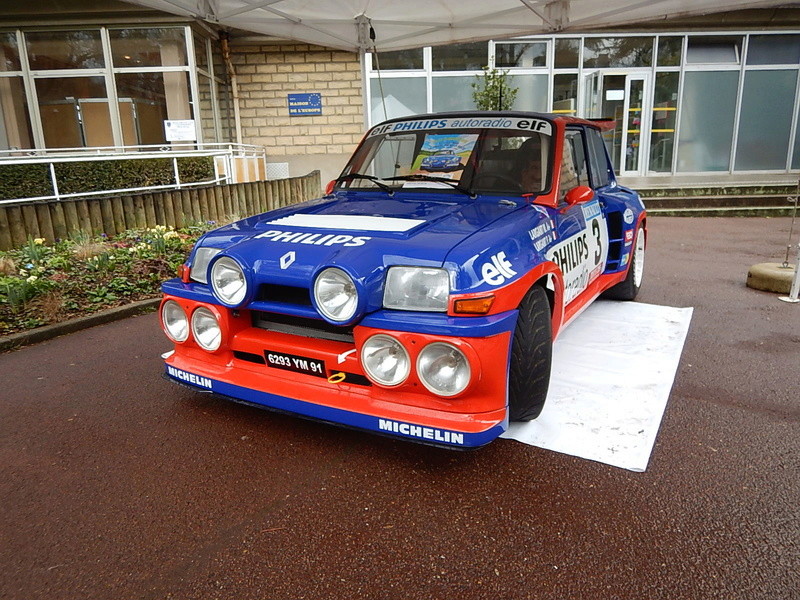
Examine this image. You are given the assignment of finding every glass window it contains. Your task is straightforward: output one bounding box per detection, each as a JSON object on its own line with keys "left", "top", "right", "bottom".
{"left": 686, "top": 36, "right": 741, "bottom": 64}
{"left": 35, "top": 76, "right": 111, "bottom": 148}
{"left": 793, "top": 115, "right": 800, "bottom": 171}
{"left": 109, "top": 28, "right": 187, "bottom": 67}
{"left": 370, "top": 77, "right": 427, "bottom": 124}
{"left": 116, "top": 72, "right": 192, "bottom": 145}
{"left": 586, "top": 128, "right": 610, "bottom": 188}
{"left": 657, "top": 36, "right": 682, "bottom": 67}
{"left": 735, "top": 70, "right": 798, "bottom": 170}
{"left": 495, "top": 42, "right": 546, "bottom": 68}
{"left": 432, "top": 42, "right": 487, "bottom": 71}
{"left": 373, "top": 49, "right": 424, "bottom": 70}
{"left": 677, "top": 71, "right": 739, "bottom": 172}
{"left": 746, "top": 34, "right": 800, "bottom": 65}
{"left": 0, "top": 32, "right": 21, "bottom": 71}
{"left": 583, "top": 37, "right": 653, "bottom": 68}
{"left": 507, "top": 74, "right": 548, "bottom": 112}
{"left": 552, "top": 74, "right": 577, "bottom": 114}
{"left": 432, "top": 76, "right": 478, "bottom": 111}
{"left": 193, "top": 35, "right": 209, "bottom": 71}
{"left": 649, "top": 72, "right": 679, "bottom": 173}
{"left": 0, "top": 77, "right": 34, "bottom": 150}
{"left": 216, "top": 80, "right": 234, "bottom": 142}
{"left": 565, "top": 130, "right": 590, "bottom": 188}
{"left": 26, "top": 30, "right": 105, "bottom": 70}
{"left": 554, "top": 38, "right": 580, "bottom": 68}
{"left": 197, "top": 75, "right": 217, "bottom": 143}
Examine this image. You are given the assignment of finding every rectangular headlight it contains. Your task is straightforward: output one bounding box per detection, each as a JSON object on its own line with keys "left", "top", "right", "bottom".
{"left": 190, "top": 247, "right": 222, "bottom": 284}
{"left": 383, "top": 266, "right": 449, "bottom": 312}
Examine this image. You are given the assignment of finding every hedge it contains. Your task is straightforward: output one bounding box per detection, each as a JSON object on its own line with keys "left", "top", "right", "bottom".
{"left": 0, "top": 156, "right": 215, "bottom": 200}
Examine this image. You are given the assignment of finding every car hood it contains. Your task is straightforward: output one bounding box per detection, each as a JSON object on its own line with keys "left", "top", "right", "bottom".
{"left": 193, "top": 191, "right": 519, "bottom": 309}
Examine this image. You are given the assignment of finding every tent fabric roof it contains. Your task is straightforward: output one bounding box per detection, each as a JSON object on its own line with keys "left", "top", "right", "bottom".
{"left": 122, "top": 0, "right": 793, "bottom": 51}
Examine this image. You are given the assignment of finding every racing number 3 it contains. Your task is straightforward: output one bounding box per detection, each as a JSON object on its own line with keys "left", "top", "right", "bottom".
{"left": 591, "top": 218, "right": 602, "bottom": 266}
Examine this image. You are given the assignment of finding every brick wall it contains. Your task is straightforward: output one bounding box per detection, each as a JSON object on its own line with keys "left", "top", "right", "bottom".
{"left": 230, "top": 42, "right": 365, "bottom": 181}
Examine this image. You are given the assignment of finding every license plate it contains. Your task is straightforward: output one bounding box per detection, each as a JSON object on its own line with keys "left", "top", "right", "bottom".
{"left": 264, "top": 350, "right": 326, "bottom": 378}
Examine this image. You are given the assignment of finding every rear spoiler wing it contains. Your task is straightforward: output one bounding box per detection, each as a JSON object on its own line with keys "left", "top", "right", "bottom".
{"left": 587, "top": 118, "right": 616, "bottom": 132}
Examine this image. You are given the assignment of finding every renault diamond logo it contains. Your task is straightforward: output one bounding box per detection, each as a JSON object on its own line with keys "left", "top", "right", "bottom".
{"left": 280, "top": 251, "right": 296, "bottom": 269}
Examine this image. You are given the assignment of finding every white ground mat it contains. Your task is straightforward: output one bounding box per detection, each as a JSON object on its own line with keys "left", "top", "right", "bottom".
{"left": 501, "top": 301, "right": 693, "bottom": 472}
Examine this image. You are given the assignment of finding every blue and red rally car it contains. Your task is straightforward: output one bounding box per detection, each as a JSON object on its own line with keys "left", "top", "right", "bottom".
{"left": 160, "top": 111, "right": 646, "bottom": 448}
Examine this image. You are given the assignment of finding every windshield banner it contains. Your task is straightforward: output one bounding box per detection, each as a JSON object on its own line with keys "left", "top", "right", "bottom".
{"left": 369, "top": 116, "right": 553, "bottom": 138}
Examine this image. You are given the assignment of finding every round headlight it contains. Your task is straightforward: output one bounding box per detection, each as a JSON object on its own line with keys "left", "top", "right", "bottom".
{"left": 361, "top": 334, "right": 410, "bottom": 386}
{"left": 313, "top": 267, "right": 358, "bottom": 322}
{"left": 162, "top": 300, "right": 189, "bottom": 343}
{"left": 417, "top": 342, "right": 471, "bottom": 397}
{"left": 211, "top": 256, "right": 247, "bottom": 306}
{"left": 191, "top": 307, "right": 221, "bottom": 352}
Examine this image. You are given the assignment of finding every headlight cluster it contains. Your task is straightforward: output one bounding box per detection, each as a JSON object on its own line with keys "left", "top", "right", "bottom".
{"left": 190, "top": 247, "right": 222, "bottom": 284}
{"left": 383, "top": 266, "right": 449, "bottom": 312}
{"left": 211, "top": 256, "right": 248, "bottom": 306}
{"left": 161, "top": 301, "right": 222, "bottom": 352}
{"left": 313, "top": 267, "right": 358, "bottom": 322}
{"left": 361, "top": 335, "right": 471, "bottom": 397}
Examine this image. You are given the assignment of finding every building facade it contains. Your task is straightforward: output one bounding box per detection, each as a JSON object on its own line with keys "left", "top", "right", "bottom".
{"left": 2, "top": 3, "right": 799, "bottom": 188}
{"left": 366, "top": 31, "right": 800, "bottom": 186}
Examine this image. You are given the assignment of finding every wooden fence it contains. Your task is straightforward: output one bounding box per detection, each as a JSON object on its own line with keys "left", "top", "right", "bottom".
{"left": 0, "top": 171, "right": 321, "bottom": 251}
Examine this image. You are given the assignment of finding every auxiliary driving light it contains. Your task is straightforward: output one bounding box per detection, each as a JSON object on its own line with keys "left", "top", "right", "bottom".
{"left": 162, "top": 300, "right": 189, "bottom": 343}
{"left": 361, "top": 334, "right": 410, "bottom": 386}
{"left": 191, "top": 307, "right": 222, "bottom": 352}
{"left": 417, "top": 342, "right": 471, "bottom": 396}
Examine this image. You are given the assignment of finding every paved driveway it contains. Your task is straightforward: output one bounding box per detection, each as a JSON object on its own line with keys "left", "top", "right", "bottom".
{"left": 1, "top": 217, "right": 798, "bottom": 600}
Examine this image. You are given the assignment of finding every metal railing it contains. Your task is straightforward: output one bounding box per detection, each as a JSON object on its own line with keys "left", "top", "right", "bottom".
{"left": 0, "top": 143, "right": 267, "bottom": 206}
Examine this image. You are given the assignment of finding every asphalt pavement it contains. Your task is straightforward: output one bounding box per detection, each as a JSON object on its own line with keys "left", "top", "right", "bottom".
{"left": 1, "top": 216, "right": 798, "bottom": 600}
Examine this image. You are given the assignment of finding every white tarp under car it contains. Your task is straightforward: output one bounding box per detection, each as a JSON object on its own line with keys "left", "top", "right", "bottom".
{"left": 120, "top": 0, "right": 787, "bottom": 52}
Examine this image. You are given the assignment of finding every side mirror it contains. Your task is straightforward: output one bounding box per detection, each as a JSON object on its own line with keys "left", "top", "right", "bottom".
{"left": 564, "top": 185, "right": 594, "bottom": 206}
{"left": 325, "top": 180, "right": 336, "bottom": 195}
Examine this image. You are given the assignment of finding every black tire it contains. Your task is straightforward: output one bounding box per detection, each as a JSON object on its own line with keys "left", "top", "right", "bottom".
{"left": 508, "top": 284, "right": 552, "bottom": 421}
{"left": 602, "top": 223, "right": 645, "bottom": 301}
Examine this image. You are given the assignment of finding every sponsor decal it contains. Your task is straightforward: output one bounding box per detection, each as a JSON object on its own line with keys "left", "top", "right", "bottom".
{"left": 481, "top": 251, "right": 517, "bottom": 285}
{"left": 378, "top": 419, "right": 465, "bottom": 445}
{"left": 369, "top": 117, "right": 552, "bottom": 138}
{"left": 582, "top": 200, "right": 602, "bottom": 221}
{"left": 167, "top": 366, "right": 212, "bottom": 389}
{"left": 279, "top": 251, "right": 296, "bottom": 269}
{"left": 623, "top": 208, "right": 635, "bottom": 224}
{"left": 528, "top": 219, "right": 557, "bottom": 252}
{"left": 255, "top": 230, "right": 371, "bottom": 247}
{"left": 625, "top": 229, "right": 634, "bottom": 242}
{"left": 547, "top": 233, "right": 590, "bottom": 304}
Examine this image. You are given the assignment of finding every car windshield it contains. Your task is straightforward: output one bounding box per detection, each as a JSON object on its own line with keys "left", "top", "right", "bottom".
{"left": 339, "top": 117, "right": 553, "bottom": 196}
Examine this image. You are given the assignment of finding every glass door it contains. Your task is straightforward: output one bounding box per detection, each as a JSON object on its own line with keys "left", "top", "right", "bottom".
{"left": 583, "top": 72, "right": 651, "bottom": 176}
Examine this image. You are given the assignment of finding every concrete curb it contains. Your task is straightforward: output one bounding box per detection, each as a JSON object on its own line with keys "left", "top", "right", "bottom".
{"left": 746, "top": 262, "right": 795, "bottom": 294}
{"left": 0, "top": 297, "right": 161, "bottom": 353}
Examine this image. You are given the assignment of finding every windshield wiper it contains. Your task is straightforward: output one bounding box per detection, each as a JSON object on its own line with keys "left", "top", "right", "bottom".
{"left": 335, "top": 173, "right": 394, "bottom": 195}
{"left": 385, "top": 175, "right": 476, "bottom": 199}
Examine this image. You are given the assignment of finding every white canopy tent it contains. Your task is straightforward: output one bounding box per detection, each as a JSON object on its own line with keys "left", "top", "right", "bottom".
{"left": 122, "top": 0, "right": 792, "bottom": 52}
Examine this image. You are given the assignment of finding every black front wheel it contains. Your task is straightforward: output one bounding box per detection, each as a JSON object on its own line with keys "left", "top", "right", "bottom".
{"left": 508, "top": 285, "right": 552, "bottom": 422}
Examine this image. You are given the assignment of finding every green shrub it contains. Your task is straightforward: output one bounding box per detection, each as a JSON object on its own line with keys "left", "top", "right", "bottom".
{"left": 0, "top": 156, "right": 216, "bottom": 200}
{"left": 0, "top": 164, "right": 53, "bottom": 200}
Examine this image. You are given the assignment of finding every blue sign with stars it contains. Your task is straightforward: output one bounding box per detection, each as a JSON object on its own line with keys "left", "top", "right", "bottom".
{"left": 288, "top": 93, "right": 322, "bottom": 116}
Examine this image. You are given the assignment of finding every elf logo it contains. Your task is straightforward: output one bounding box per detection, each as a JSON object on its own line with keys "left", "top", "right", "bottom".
{"left": 481, "top": 251, "right": 516, "bottom": 286}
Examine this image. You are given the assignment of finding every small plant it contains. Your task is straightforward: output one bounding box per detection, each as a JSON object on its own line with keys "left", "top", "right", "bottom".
{"left": 471, "top": 65, "right": 518, "bottom": 111}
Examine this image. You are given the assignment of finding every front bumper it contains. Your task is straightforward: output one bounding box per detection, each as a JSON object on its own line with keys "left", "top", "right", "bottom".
{"left": 161, "top": 293, "right": 516, "bottom": 448}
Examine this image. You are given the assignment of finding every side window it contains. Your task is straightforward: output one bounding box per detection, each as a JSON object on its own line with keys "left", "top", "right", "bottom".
{"left": 586, "top": 128, "right": 611, "bottom": 188}
{"left": 560, "top": 129, "right": 589, "bottom": 201}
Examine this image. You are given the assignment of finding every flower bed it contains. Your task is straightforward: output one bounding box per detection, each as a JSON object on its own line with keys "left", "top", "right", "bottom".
{"left": 0, "top": 224, "right": 212, "bottom": 336}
